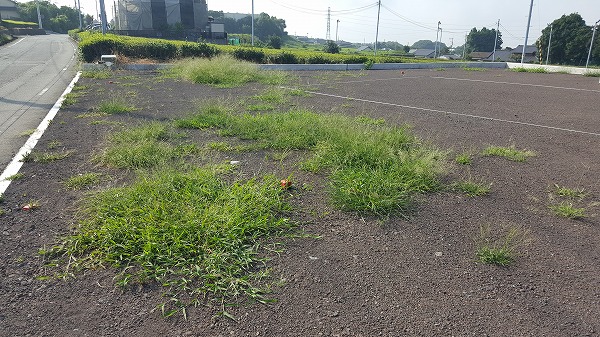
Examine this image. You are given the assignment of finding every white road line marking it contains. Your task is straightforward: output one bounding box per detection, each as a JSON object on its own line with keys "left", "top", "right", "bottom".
{"left": 0, "top": 72, "right": 82, "bottom": 195}
{"left": 288, "top": 87, "right": 600, "bottom": 137}
{"left": 431, "top": 76, "right": 600, "bottom": 93}
{"left": 38, "top": 88, "right": 49, "bottom": 96}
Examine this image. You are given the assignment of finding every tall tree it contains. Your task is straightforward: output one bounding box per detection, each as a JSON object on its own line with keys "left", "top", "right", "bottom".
{"left": 17, "top": 1, "right": 81, "bottom": 33}
{"left": 536, "top": 13, "right": 597, "bottom": 66}
{"left": 466, "top": 27, "right": 502, "bottom": 52}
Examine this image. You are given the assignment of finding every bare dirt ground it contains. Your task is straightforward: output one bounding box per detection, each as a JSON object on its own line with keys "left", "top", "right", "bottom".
{"left": 1, "top": 68, "right": 599, "bottom": 336}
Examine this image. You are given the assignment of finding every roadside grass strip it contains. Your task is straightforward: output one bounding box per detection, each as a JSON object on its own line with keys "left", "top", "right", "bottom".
{"left": 169, "top": 55, "right": 288, "bottom": 88}
{"left": 42, "top": 166, "right": 292, "bottom": 317}
{"left": 482, "top": 145, "right": 535, "bottom": 162}
{"left": 176, "top": 103, "right": 445, "bottom": 215}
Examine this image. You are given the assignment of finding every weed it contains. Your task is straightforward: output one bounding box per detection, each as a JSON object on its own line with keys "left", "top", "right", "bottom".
{"left": 0, "top": 194, "right": 4, "bottom": 203}
{"left": 553, "top": 184, "right": 586, "bottom": 200}
{"left": 42, "top": 167, "right": 293, "bottom": 312}
{"left": 207, "top": 141, "right": 234, "bottom": 152}
{"left": 65, "top": 173, "right": 102, "bottom": 190}
{"left": 355, "top": 116, "right": 385, "bottom": 126}
{"left": 482, "top": 145, "right": 535, "bottom": 162}
{"left": 6, "top": 173, "right": 24, "bottom": 180}
{"left": 0, "top": 209, "right": 4, "bottom": 216}
{"left": 21, "top": 150, "right": 73, "bottom": 163}
{"left": 72, "top": 84, "right": 89, "bottom": 91}
{"left": 76, "top": 112, "right": 108, "bottom": 118}
{"left": 20, "top": 129, "right": 36, "bottom": 137}
{"left": 287, "top": 89, "right": 312, "bottom": 97}
{"left": 475, "top": 224, "right": 530, "bottom": 266}
{"left": 47, "top": 140, "right": 62, "bottom": 149}
{"left": 62, "top": 92, "right": 83, "bottom": 106}
{"left": 363, "top": 59, "right": 374, "bottom": 70}
{"left": 455, "top": 152, "right": 472, "bottom": 165}
{"left": 82, "top": 70, "right": 112, "bottom": 79}
{"left": 97, "top": 98, "right": 136, "bottom": 114}
{"left": 176, "top": 104, "right": 445, "bottom": 215}
{"left": 452, "top": 179, "right": 491, "bottom": 197}
{"left": 583, "top": 71, "right": 600, "bottom": 77}
{"left": 90, "top": 120, "right": 124, "bottom": 126}
{"left": 549, "top": 202, "right": 585, "bottom": 219}
{"left": 510, "top": 67, "right": 548, "bottom": 73}
{"left": 253, "top": 89, "right": 287, "bottom": 104}
{"left": 170, "top": 55, "right": 287, "bottom": 88}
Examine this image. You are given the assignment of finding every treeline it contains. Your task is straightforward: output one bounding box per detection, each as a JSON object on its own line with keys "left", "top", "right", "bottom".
{"left": 208, "top": 11, "right": 286, "bottom": 42}
{"left": 17, "top": 1, "right": 93, "bottom": 33}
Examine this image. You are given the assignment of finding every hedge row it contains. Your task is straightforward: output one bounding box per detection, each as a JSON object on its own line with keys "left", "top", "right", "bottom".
{"left": 1, "top": 19, "right": 38, "bottom": 29}
{"left": 75, "top": 31, "right": 426, "bottom": 65}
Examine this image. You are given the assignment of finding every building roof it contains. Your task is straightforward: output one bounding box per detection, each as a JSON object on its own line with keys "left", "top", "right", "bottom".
{"left": 357, "top": 45, "right": 372, "bottom": 51}
{"left": 409, "top": 49, "right": 435, "bottom": 57}
{"left": 469, "top": 52, "right": 492, "bottom": 60}
{"left": 484, "top": 50, "right": 513, "bottom": 62}
{"left": 512, "top": 45, "right": 537, "bottom": 55}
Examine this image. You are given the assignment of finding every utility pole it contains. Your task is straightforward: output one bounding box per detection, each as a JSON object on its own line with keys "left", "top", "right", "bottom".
{"left": 35, "top": 0, "right": 43, "bottom": 29}
{"left": 463, "top": 32, "right": 467, "bottom": 59}
{"left": 251, "top": 0, "right": 254, "bottom": 46}
{"left": 546, "top": 24, "right": 553, "bottom": 65}
{"left": 98, "top": 0, "right": 107, "bottom": 34}
{"left": 435, "top": 21, "right": 441, "bottom": 58}
{"left": 586, "top": 20, "right": 600, "bottom": 68}
{"left": 521, "top": 0, "right": 534, "bottom": 64}
{"left": 492, "top": 19, "right": 499, "bottom": 61}
{"left": 326, "top": 7, "right": 331, "bottom": 40}
{"left": 336, "top": 19, "right": 340, "bottom": 42}
{"left": 374, "top": 0, "right": 381, "bottom": 55}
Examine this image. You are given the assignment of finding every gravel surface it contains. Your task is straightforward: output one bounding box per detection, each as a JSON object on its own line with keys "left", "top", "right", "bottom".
{"left": 1, "top": 68, "right": 599, "bottom": 336}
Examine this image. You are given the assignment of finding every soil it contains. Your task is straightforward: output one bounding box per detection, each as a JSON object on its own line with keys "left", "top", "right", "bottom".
{"left": 1, "top": 68, "right": 599, "bottom": 336}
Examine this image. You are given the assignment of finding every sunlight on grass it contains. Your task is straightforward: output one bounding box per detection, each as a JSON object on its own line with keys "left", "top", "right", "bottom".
{"left": 482, "top": 145, "right": 535, "bottom": 162}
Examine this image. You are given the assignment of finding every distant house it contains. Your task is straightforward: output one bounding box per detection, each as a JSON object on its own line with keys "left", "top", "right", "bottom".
{"left": 409, "top": 49, "right": 435, "bottom": 58}
{"left": 0, "top": 0, "right": 20, "bottom": 20}
{"left": 483, "top": 50, "right": 513, "bottom": 62}
{"left": 469, "top": 51, "right": 492, "bottom": 61}
{"left": 357, "top": 45, "right": 372, "bottom": 52}
{"left": 510, "top": 45, "right": 538, "bottom": 63}
{"left": 438, "top": 54, "right": 461, "bottom": 60}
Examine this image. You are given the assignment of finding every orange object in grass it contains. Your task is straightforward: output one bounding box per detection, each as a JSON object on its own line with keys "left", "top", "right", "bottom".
{"left": 280, "top": 179, "right": 292, "bottom": 189}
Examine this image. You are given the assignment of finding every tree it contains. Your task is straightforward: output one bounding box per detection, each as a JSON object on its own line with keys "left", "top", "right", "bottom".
{"left": 536, "top": 13, "right": 597, "bottom": 66}
{"left": 267, "top": 35, "right": 282, "bottom": 49}
{"left": 411, "top": 39, "right": 447, "bottom": 51}
{"left": 323, "top": 40, "right": 340, "bottom": 54}
{"left": 17, "top": 1, "right": 81, "bottom": 33}
{"left": 466, "top": 27, "right": 502, "bottom": 52}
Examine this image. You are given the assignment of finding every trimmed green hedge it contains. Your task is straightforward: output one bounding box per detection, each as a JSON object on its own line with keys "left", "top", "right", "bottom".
{"left": 1, "top": 19, "right": 38, "bottom": 29}
{"left": 74, "top": 31, "right": 437, "bottom": 65}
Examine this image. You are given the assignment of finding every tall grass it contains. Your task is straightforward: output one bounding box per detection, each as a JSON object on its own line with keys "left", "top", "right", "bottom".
{"left": 169, "top": 55, "right": 287, "bottom": 88}
{"left": 43, "top": 166, "right": 292, "bottom": 315}
{"left": 176, "top": 103, "right": 445, "bottom": 215}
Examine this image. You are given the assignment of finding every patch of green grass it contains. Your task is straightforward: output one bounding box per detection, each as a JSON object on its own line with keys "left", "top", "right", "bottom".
{"left": 452, "top": 179, "right": 491, "bottom": 197}
{"left": 510, "top": 67, "right": 548, "bottom": 73}
{"left": 455, "top": 152, "right": 472, "bottom": 165}
{"left": 252, "top": 89, "right": 287, "bottom": 104}
{"left": 6, "top": 173, "right": 24, "bottom": 180}
{"left": 247, "top": 104, "right": 275, "bottom": 111}
{"left": 62, "top": 92, "right": 84, "bottom": 106}
{"left": 21, "top": 150, "right": 74, "bottom": 163}
{"left": 475, "top": 224, "right": 530, "bottom": 266}
{"left": 207, "top": 141, "right": 234, "bottom": 151}
{"left": 97, "top": 98, "right": 137, "bottom": 114}
{"left": 0, "top": 194, "right": 4, "bottom": 203}
{"left": 170, "top": 55, "right": 288, "bottom": 88}
{"left": 355, "top": 115, "right": 385, "bottom": 126}
{"left": 549, "top": 202, "right": 585, "bottom": 219}
{"left": 97, "top": 122, "right": 195, "bottom": 169}
{"left": 287, "top": 89, "right": 312, "bottom": 97}
{"left": 82, "top": 70, "right": 112, "bottom": 79}
{"left": 175, "top": 103, "right": 445, "bottom": 215}
{"left": 76, "top": 112, "right": 108, "bottom": 118}
{"left": 72, "top": 84, "right": 89, "bottom": 91}
{"left": 41, "top": 166, "right": 292, "bottom": 314}
{"left": 583, "top": 71, "right": 600, "bottom": 77}
{"left": 482, "top": 145, "right": 535, "bottom": 162}
{"left": 65, "top": 173, "right": 102, "bottom": 190}
{"left": 553, "top": 184, "right": 586, "bottom": 200}
{"left": 90, "top": 120, "right": 124, "bottom": 126}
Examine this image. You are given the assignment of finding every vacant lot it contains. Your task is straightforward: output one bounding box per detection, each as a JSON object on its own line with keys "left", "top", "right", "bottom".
{"left": 1, "top": 67, "right": 599, "bottom": 336}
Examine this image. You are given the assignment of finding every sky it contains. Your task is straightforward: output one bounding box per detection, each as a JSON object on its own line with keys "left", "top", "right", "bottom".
{"left": 26, "top": 0, "right": 599, "bottom": 48}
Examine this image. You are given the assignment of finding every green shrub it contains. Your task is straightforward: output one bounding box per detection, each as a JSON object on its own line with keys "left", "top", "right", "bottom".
{"left": 232, "top": 47, "right": 266, "bottom": 63}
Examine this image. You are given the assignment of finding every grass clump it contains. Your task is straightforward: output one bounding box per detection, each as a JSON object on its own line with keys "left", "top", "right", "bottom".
{"left": 65, "top": 173, "right": 102, "bottom": 190}
{"left": 62, "top": 91, "right": 84, "bottom": 106}
{"left": 583, "top": 71, "right": 600, "bottom": 77}
{"left": 170, "top": 55, "right": 287, "bottom": 88}
{"left": 247, "top": 104, "right": 275, "bottom": 112}
{"left": 553, "top": 184, "right": 586, "bottom": 200}
{"left": 176, "top": 104, "right": 445, "bottom": 215}
{"left": 21, "top": 150, "right": 73, "bottom": 163}
{"left": 549, "top": 202, "right": 585, "bottom": 219}
{"left": 482, "top": 145, "right": 535, "bottom": 162}
{"left": 510, "top": 67, "right": 548, "bottom": 73}
{"left": 452, "top": 179, "right": 491, "bottom": 197}
{"left": 455, "top": 152, "right": 472, "bottom": 165}
{"left": 98, "top": 122, "right": 182, "bottom": 169}
{"left": 252, "top": 89, "right": 288, "bottom": 104}
{"left": 82, "top": 70, "right": 112, "bottom": 79}
{"left": 42, "top": 167, "right": 292, "bottom": 315}
{"left": 97, "top": 98, "right": 136, "bottom": 114}
{"left": 475, "top": 224, "right": 530, "bottom": 266}
{"left": 6, "top": 173, "right": 24, "bottom": 180}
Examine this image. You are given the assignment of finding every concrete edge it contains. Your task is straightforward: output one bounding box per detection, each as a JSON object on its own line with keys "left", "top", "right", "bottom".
{"left": 0, "top": 72, "right": 82, "bottom": 195}
{"left": 505, "top": 62, "right": 597, "bottom": 75}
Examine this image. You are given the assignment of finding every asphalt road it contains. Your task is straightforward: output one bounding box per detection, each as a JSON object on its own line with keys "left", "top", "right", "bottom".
{"left": 0, "top": 34, "right": 77, "bottom": 170}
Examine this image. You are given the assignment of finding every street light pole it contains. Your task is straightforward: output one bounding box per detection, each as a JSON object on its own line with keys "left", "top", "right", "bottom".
{"left": 546, "top": 24, "right": 553, "bottom": 65}
{"left": 35, "top": 0, "right": 43, "bottom": 29}
{"left": 374, "top": 0, "right": 381, "bottom": 56}
{"left": 492, "top": 19, "right": 499, "bottom": 61}
{"left": 586, "top": 20, "right": 600, "bottom": 69}
{"left": 336, "top": 19, "right": 340, "bottom": 43}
